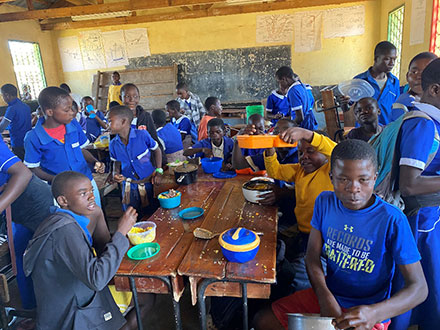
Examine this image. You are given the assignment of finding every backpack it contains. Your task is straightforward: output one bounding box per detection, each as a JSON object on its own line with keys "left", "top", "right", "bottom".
{"left": 369, "top": 110, "right": 440, "bottom": 214}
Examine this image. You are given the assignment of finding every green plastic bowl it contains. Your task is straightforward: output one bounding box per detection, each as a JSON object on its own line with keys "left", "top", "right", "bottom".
{"left": 127, "top": 242, "right": 160, "bottom": 260}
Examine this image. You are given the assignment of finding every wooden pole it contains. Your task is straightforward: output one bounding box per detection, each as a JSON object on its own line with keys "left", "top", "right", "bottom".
{"left": 321, "top": 90, "right": 339, "bottom": 141}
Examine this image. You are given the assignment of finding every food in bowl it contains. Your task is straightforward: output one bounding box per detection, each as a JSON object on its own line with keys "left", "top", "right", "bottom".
{"left": 158, "top": 189, "right": 180, "bottom": 199}
{"left": 127, "top": 221, "right": 156, "bottom": 245}
{"left": 242, "top": 180, "right": 274, "bottom": 204}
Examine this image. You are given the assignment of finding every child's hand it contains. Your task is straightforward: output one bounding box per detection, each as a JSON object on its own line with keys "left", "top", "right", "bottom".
{"left": 332, "top": 305, "right": 376, "bottom": 330}
{"left": 105, "top": 173, "right": 114, "bottom": 184}
{"left": 279, "top": 127, "right": 313, "bottom": 144}
{"left": 94, "top": 161, "right": 105, "bottom": 174}
{"left": 114, "top": 174, "right": 125, "bottom": 183}
{"left": 117, "top": 207, "right": 138, "bottom": 236}
{"left": 152, "top": 171, "right": 162, "bottom": 185}
{"left": 239, "top": 124, "right": 259, "bottom": 135}
{"left": 257, "top": 191, "right": 276, "bottom": 205}
{"left": 222, "top": 163, "right": 234, "bottom": 171}
{"left": 265, "top": 147, "right": 276, "bottom": 156}
{"left": 274, "top": 113, "right": 284, "bottom": 119}
{"left": 203, "top": 148, "right": 213, "bottom": 158}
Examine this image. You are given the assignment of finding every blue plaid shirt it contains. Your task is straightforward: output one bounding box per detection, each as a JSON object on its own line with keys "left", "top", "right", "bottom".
{"left": 176, "top": 91, "right": 206, "bottom": 126}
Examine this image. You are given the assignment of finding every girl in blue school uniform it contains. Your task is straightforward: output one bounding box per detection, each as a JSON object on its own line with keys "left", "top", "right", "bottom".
{"left": 390, "top": 58, "right": 440, "bottom": 330}
{"left": 274, "top": 66, "right": 317, "bottom": 131}
{"left": 266, "top": 90, "right": 290, "bottom": 126}
{"left": 152, "top": 109, "right": 184, "bottom": 164}
{"left": 80, "top": 96, "right": 108, "bottom": 142}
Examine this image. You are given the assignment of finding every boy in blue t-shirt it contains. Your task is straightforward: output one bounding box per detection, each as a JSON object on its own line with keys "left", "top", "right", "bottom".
{"left": 0, "top": 83, "right": 32, "bottom": 160}
{"left": 266, "top": 90, "right": 290, "bottom": 126}
{"left": 184, "top": 118, "right": 233, "bottom": 170}
{"left": 152, "top": 109, "right": 184, "bottom": 163}
{"left": 274, "top": 66, "right": 317, "bottom": 131}
{"left": 80, "top": 96, "right": 108, "bottom": 142}
{"left": 108, "top": 106, "right": 163, "bottom": 219}
{"left": 166, "top": 99, "right": 192, "bottom": 149}
{"left": 254, "top": 139, "right": 427, "bottom": 330}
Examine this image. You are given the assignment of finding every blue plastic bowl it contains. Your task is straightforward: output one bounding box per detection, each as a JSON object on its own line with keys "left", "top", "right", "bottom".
{"left": 158, "top": 192, "right": 181, "bottom": 209}
{"left": 220, "top": 245, "right": 260, "bottom": 263}
{"left": 201, "top": 157, "right": 223, "bottom": 174}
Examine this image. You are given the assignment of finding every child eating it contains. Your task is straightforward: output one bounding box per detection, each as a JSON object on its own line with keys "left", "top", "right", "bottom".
{"left": 166, "top": 99, "right": 192, "bottom": 148}
{"left": 198, "top": 96, "right": 222, "bottom": 141}
{"left": 152, "top": 109, "right": 184, "bottom": 163}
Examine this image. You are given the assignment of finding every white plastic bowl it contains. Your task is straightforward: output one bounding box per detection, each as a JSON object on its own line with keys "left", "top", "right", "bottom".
{"left": 127, "top": 221, "right": 156, "bottom": 245}
{"left": 242, "top": 180, "right": 274, "bottom": 204}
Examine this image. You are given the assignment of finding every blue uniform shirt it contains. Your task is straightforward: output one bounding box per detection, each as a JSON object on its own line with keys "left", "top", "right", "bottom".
{"left": 0, "top": 139, "right": 20, "bottom": 188}
{"left": 109, "top": 128, "right": 158, "bottom": 180}
{"left": 312, "top": 191, "right": 420, "bottom": 316}
{"left": 52, "top": 206, "right": 92, "bottom": 245}
{"left": 24, "top": 118, "right": 92, "bottom": 180}
{"left": 4, "top": 98, "right": 32, "bottom": 147}
{"left": 171, "top": 116, "right": 192, "bottom": 137}
{"left": 354, "top": 69, "right": 400, "bottom": 125}
{"left": 287, "top": 81, "right": 317, "bottom": 130}
{"left": 191, "top": 136, "right": 234, "bottom": 160}
{"left": 266, "top": 91, "right": 290, "bottom": 125}
{"left": 157, "top": 123, "right": 184, "bottom": 154}
{"left": 84, "top": 111, "right": 106, "bottom": 142}
{"left": 391, "top": 92, "right": 418, "bottom": 122}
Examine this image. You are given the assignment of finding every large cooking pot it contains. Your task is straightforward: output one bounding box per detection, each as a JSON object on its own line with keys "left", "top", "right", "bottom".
{"left": 174, "top": 163, "right": 198, "bottom": 185}
{"left": 288, "top": 313, "right": 335, "bottom": 330}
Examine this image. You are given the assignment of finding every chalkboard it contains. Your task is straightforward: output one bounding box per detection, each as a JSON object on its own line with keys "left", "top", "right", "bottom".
{"left": 127, "top": 45, "right": 291, "bottom": 102}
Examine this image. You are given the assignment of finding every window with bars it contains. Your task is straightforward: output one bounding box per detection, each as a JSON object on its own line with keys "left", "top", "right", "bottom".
{"left": 430, "top": 0, "right": 440, "bottom": 55}
{"left": 8, "top": 40, "right": 46, "bottom": 101}
{"left": 387, "top": 5, "right": 405, "bottom": 77}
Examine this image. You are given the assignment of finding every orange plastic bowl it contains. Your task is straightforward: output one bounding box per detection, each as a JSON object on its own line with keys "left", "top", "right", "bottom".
{"left": 236, "top": 135, "right": 297, "bottom": 149}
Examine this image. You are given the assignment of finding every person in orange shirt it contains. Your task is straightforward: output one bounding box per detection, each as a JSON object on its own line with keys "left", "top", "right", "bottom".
{"left": 198, "top": 96, "right": 222, "bottom": 141}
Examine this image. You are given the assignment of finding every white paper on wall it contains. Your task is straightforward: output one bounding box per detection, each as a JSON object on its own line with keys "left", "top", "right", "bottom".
{"left": 256, "top": 14, "right": 295, "bottom": 43}
{"left": 78, "top": 30, "right": 107, "bottom": 70}
{"left": 323, "top": 5, "right": 365, "bottom": 39}
{"left": 101, "top": 30, "right": 129, "bottom": 67}
{"left": 57, "top": 36, "right": 84, "bottom": 72}
{"left": 293, "top": 11, "right": 322, "bottom": 53}
{"left": 410, "top": 0, "right": 426, "bottom": 45}
{"left": 124, "top": 28, "right": 151, "bottom": 58}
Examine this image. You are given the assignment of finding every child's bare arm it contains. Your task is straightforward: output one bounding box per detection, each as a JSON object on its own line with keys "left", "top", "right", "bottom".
{"left": 333, "top": 262, "right": 427, "bottom": 330}
{"left": 232, "top": 140, "right": 250, "bottom": 170}
{"left": 305, "top": 228, "right": 343, "bottom": 318}
{"left": 82, "top": 149, "right": 105, "bottom": 173}
{"left": 293, "top": 110, "right": 303, "bottom": 125}
{"left": 183, "top": 147, "right": 212, "bottom": 158}
{"left": 30, "top": 167, "right": 55, "bottom": 183}
{"left": 0, "top": 162, "right": 32, "bottom": 213}
{"left": 279, "top": 127, "right": 313, "bottom": 144}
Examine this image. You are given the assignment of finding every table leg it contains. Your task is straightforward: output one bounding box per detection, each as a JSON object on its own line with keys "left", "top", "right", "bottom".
{"left": 172, "top": 296, "right": 182, "bottom": 330}
{"left": 242, "top": 282, "right": 248, "bottom": 330}
{"left": 197, "top": 278, "right": 216, "bottom": 330}
{"left": 129, "top": 277, "right": 143, "bottom": 330}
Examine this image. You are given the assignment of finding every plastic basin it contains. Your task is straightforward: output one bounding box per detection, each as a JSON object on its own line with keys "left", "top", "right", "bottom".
{"left": 127, "top": 221, "right": 156, "bottom": 245}
{"left": 201, "top": 157, "right": 223, "bottom": 174}
{"left": 158, "top": 191, "right": 181, "bottom": 209}
{"left": 127, "top": 242, "right": 160, "bottom": 260}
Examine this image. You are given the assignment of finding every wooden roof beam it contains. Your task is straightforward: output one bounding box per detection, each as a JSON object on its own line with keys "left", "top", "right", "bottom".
{"left": 0, "top": 0, "right": 226, "bottom": 22}
{"left": 40, "top": 0, "right": 361, "bottom": 30}
{"left": 26, "top": 0, "right": 34, "bottom": 10}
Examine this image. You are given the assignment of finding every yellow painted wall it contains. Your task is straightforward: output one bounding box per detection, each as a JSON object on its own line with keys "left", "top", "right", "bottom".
{"left": 380, "top": 0, "right": 434, "bottom": 81}
{"left": 0, "top": 4, "right": 62, "bottom": 106}
{"left": 53, "top": 0, "right": 380, "bottom": 98}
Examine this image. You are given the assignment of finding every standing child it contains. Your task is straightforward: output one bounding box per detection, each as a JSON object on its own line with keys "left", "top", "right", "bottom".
{"left": 166, "top": 99, "right": 192, "bottom": 148}
{"left": 152, "top": 109, "right": 184, "bottom": 163}
{"left": 254, "top": 139, "right": 428, "bottom": 330}
{"left": 198, "top": 97, "right": 222, "bottom": 141}
{"left": 108, "top": 106, "right": 163, "bottom": 219}
{"left": 266, "top": 89, "right": 290, "bottom": 126}
{"left": 0, "top": 83, "right": 32, "bottom": 160}
{"left": 81, "top": 96, "right": 108, "bottom": 142}
{"left": 107, "top": 71, "right": 123, "bottom": 109}
{"left": 275, "top": 67, "right": 317, "bottom": 130}
{"left": 354, "top": 41, "right": 400, "bottom": 125}
{"left": 346, "top": 97, "right": 383, "bottom": 142}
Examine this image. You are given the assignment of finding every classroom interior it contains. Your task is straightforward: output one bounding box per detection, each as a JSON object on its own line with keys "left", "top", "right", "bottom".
{"left": 0, "top": 0, "right": 439, "bottom": 329}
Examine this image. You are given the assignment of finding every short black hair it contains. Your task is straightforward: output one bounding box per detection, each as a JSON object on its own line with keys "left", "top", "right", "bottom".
{"left": 166, "top": 100, "right": 180, "bottom": 111}
{"left": 152, "top": 109, "right": 167, "bottom": 127}
{"left": 422, "top": 58, "right": 440, "bottom": 91}
{"left": 81, "top": 96, "right": 93, "bottom": 104}
{"left": 109, "top": 101, "right": 120, "bottom": 109}
{"left": 248, "top": 113, "right": 264, "bottom": 125}
{"left": 205, "top": 97, "right": 219, "bottom": 110}
{"left": 275, "top": 66, "right": 295, "bottom": 80}
{"left": 176, "top": 82, "right": 188, "bottom": 90}
{"left": 408, "top": 52, "right": 437, "bottom": 69}
{"left": 374, "top": 41, "right": 397, "bottom": 57}
{"left": 120, "top": 83, "right": 139, "bottom": 95}
{"left": 331, "top": 139, "right": 378, "bottom": 171}
{"left": 353, "top": 97, "right": 379, "bottom": 111}
{"left": 0, "top": 84, "right": 18, "bottom": 97}
{"left": 51, "top": 171, "right": 89, "bottom": 199}
{"left": 72, "top": 101, "right": 79, "bottom": 112}
{"left": 59, "top": 83, "right": 71, "bottom": 93}
{"left": 276, "top": 118, "right": 296, "bottom": 127}
{"left": 38, "top": 86, "right": 71, "bottom": 112}
{"left": 112, "top": 71, "right": 120, "bottom": 76}
{"left": 207, "top": 118, "right": 225, "bottom": 131}
{"left": 108, "top": 105, "right": 133, "bottom": 123}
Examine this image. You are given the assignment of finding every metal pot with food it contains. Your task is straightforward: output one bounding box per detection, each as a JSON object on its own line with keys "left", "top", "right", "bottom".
{"left": 174, "top": 163, "right": 198, "bottom": 185}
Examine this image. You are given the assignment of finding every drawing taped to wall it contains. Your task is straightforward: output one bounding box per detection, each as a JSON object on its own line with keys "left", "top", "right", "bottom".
{"left": 293, "top": 11, "right": 323, "bottom": 53}
{"left": 57, "top": 36, "right": 84, "bottom": 72}
{"left": 125, "top": 28, "right": 151, "bottom": 58}
{"left": 101, "top": 30, "right": 129, "bottom": 67}
{"left": 256, "top": 14, "right": 295, "bottom": 43}
{"left": 79, "top": 30, "right": 106, "bottom": 70}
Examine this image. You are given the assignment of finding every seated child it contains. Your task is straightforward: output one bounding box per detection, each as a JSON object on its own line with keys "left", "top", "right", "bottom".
{"left": 108, "top": 106, "right": 163, "bottom": 219}
{"left": 198, "top": 96, "right": 222, "bottom": 141}
{"left": 254, "top": 139, "right": 428, "bottom": 330}
{"left": 151, "top": 109, "right": 184, "bottom": 163}
{"left": 346, "top": 97, "right": 383, "bottom": 142}
{"left": 166, "top": 99, "right": 192, "bottom": 148}
{"left": 24, "top": 171, "right": 137, "bottom": 330}
{"left": 80, "top": 96, "right": 108, "bottom": 142}
{"left": 24, "top": 86, "right": 105, "bottom": 206}
{"left": 184, "top": 118, "right": 234, "bottom": 169}
{"left": 266, "top": 89, "right": 290, "bottom": 126}
{"left": 392, "top": 52, "right": 438, "bottom": 121}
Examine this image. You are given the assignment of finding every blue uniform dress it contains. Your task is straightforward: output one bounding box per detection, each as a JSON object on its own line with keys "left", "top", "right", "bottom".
{"left": 84, "top": 111, "right": 106, "bottom": 142}
{"left": 286, "top": 81, "right": 317, "bottom": 130}
{"left": 391, "top": 92, "right": 418, "bottom": 122}
{"left": 390, "top": 102, "right": 440, "bottom": 329}
{"left": 109, "top": 128, "right": 158, "bottom": 216}
{"left": 313, "top": 192, "right": 420, "bottom": 323}
{"left": 191, "top": 136, "right": 234, "bottom": 161}
{"left": 4, "top": 98, "right": 32, "bottom": 148}
{"left": 266, "top": 91, "right": 290, "bottom": 125}
{"left": 156, "top": 123, "right": 184, "bottom": 154}
{"left": 354, "top": 69, "right": 400, "bottom": 125}
{"left": 171, "top": 116, "right": 192, "bottom": 137}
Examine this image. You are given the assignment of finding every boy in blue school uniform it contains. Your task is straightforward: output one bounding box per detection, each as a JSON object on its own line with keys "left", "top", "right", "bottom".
{"left": 354, "top": 41, "right": 400, "bottom": 125}
{"left": 184, "top": 118, "right": 234, "bottom": 169}
{"left": 275, "top": 66, "right": 317, "bottom": 130}
{"left": 0, "top": 84, "right": 32, "bottom": 160}
{"left": 23, "top": 86, "right": 104, "bottom": 206}
{"left": 254, "top": 139, "right": 428, "bottom": 330}
{"left": 166, "top": 100, "right": 192, "bottom": 139}
{"left": 108, "top": 106, "right": 163, "bottom": 219}
{"left": 152, "top": 109, "right": 184, "bottom": 163}
{"left": 266, "top": 90, "right": 290, "bottom": 126}
{"left": 390, "top": 58, "right": 440, "bottom": 330}
{"left": 80, "top": 96, "right": 108, "bottom": 142}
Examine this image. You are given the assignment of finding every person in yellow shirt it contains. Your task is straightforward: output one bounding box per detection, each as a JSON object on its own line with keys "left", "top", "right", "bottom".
{"left": 264, "top": 127, "right": 336, "bottom": 292}
{"left": 107, "top": 71, "right": 123, "bottom": 109}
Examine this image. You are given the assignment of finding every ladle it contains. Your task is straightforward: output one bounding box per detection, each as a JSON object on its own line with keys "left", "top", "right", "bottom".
{"left": 193, "top": 227, "right": 263, "bottom": 240}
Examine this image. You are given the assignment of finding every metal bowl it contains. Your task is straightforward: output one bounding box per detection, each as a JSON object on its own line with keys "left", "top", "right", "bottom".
{"left": 288, "top": 313, "right": 334, "bottom": 330}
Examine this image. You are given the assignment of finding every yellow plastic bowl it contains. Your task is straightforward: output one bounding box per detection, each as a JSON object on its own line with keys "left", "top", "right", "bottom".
{"left": 127, "top": 221, "right": 156, "bottom": 245}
